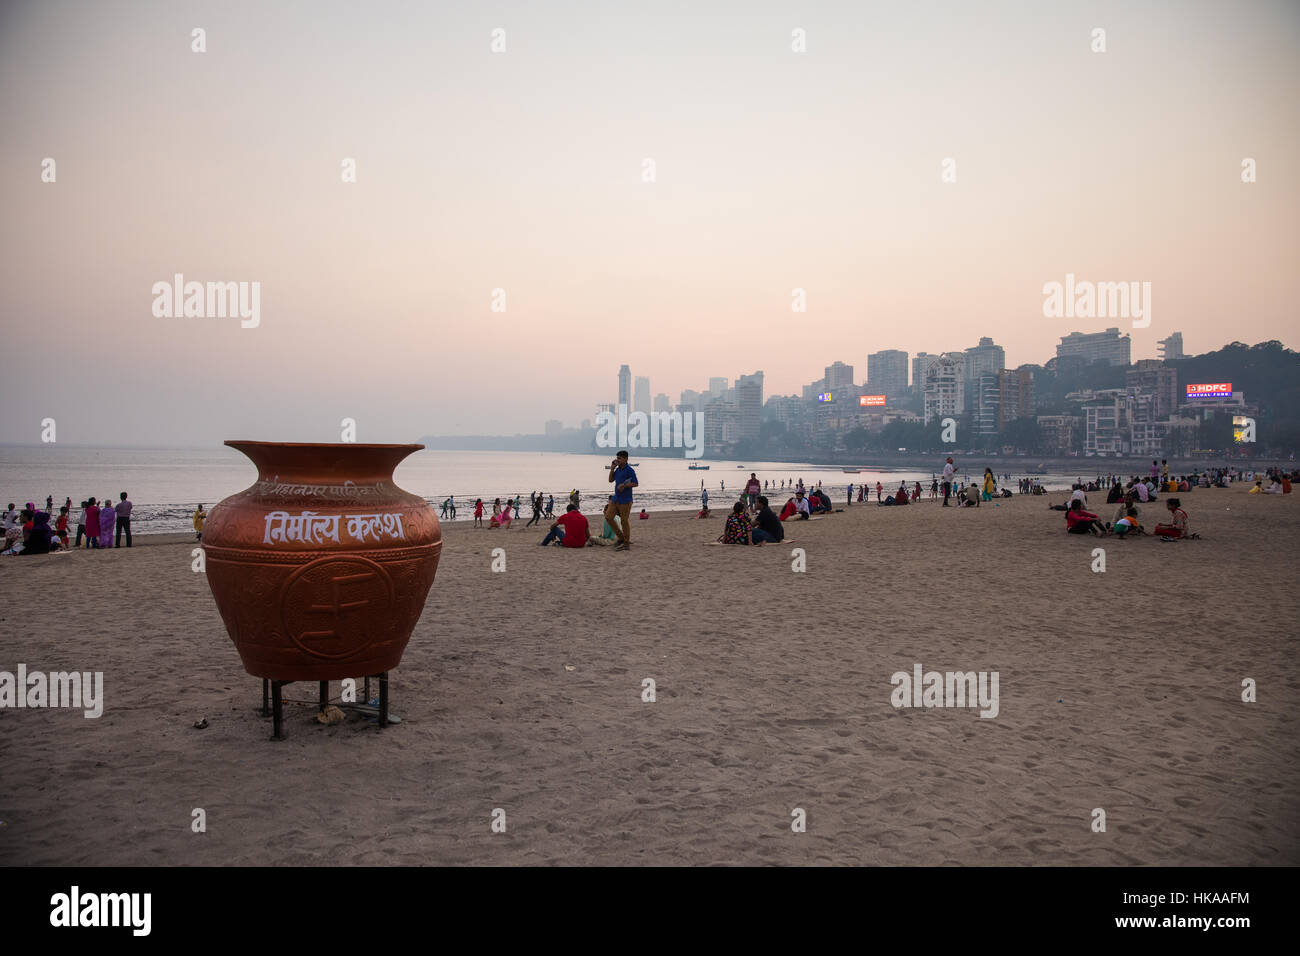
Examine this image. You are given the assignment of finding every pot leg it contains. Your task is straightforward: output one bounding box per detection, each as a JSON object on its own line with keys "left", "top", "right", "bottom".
{"left": 379, "top": 672, "right": 389, "bottom": 729}
{"left": 261, "top": 678, "right": 269, "bottom": 717}
{"left": 271, "top": 681, "right": 285, "bottom": 741}
{"left": 318, "top": 680, "right": 329, "bottom": 713}
{"left": 364, "top": 675, "right": 370, "bottom": 705}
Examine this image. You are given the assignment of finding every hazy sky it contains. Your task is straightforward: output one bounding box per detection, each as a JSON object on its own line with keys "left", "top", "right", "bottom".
{"left": 2, "top": 0, "right": 1297, "bottom": 446}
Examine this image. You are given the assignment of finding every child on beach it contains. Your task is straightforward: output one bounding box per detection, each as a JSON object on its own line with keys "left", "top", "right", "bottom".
{"left": 473, "top": 498, "right": 485, "bottom": 527}
{"left": 1112, "top": 507, "right": 1142, "bottom": 538}
{"left": 193, "top": 505, "right": 206, "bottom": 541}
{"left": 55, "top": 506, "right": 69, "bottom": 548}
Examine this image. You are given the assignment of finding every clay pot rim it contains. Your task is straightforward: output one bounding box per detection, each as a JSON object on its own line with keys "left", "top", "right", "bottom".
{"left": 225, "top": 440, "right": 426, "bottom": 451}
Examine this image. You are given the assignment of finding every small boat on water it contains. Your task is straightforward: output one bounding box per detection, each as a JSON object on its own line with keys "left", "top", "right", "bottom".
{"left": 688, "top": 462, "right": 710, "bottom": 470}
{"left": 841, "top": 468, "right": 861, "bottom": 473}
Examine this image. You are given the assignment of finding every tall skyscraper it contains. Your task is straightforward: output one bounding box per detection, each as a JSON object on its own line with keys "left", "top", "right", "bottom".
{"left": 708, "top": 377, "right": 729, "bottom": 397}
{"left": 824, "top": 361, "right": 855, "bottom": 389}
{"left": 1056, "top": 329, "right": 1132, "bottom": 367}
{"left": 974, "top": 373, "right": 1001, "bottom": 435}
{"left": 618, "top": 365, "right": 632, "bottom": 407}
{"left": 1158, "top": 331, "right": 1184, "bottom": 362}
{"left": 680, "top": 388, "right": 701, "bottom": 409}
{"left": 964, "top": 337, "right": 1005, "bottom": 386}
{"left": 634, "top": 376, "right": 651, "bottom": 414}
{"left": 867, "top": 349, "right": 909, "bottom": 398}
{"left": 736, "top": 371, "right": 764, "bottom": 441}
{"left": 653, "top": 393, "right": 671, "bottom": 413}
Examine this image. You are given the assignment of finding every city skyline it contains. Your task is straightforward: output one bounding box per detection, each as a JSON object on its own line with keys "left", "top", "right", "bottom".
{"left": 2, "top": 0, "right": 1297, "bottom": 446}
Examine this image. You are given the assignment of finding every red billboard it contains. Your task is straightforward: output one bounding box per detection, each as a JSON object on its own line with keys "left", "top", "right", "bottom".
{"left": 859, "top": 395, "right": 887, "bottom": 407}
{"left": 1186, "top": 383, "right": 1232, "bottom": 399}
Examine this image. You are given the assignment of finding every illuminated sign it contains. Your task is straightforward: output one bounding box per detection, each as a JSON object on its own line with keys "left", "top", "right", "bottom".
{"left": 859, "top": 395, "right": 887, "bottom": 407}
{"left": 817, "top": 392, "right": 833, "bottom": 403}
{"left": 1186, "top": 383, "right": 1232, "bottom": 399}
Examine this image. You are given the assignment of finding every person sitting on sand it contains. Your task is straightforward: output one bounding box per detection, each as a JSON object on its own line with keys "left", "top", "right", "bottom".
{"left": 697, "top": 505, "right": 711, "bottom": 519}
{"left": 539, "top": 503, "right": 590, "bottom": 547}
{"left": 790, "top": 491, "right": 811, "bottom": 520}
{"left": 193, "top": 504, "right": 206, "bottom": 541}
{"left": 1153, "top": 498, "right": 1192, "bottom": 539}
{"left": 1065, "top": 500, "right": 1107, "bottom": 536}
{"left": 490, "top": 498, "right": 512, "bottom": 529}
{"left": 638, "top": 508, "right": 648, "bottom": 520}
{"left": 719, "top": 502, "right": 755, "bottom": 545}
{"left": 1112, "top": 506, "right": 1143, "bottom": 538}
{"left": 778, "top": 497, "right": 796, "bottom": 521}
{"left": 751, "top": 496, "right": 784, "bottom": 544}
{"left": 961, "top": 483, "right": 980, "bottom": 507}
{"left": 1106, "top": 481, "right": 1124, "bottom": 504}
{"left": 1111, "top": 493, "right": 1138, "bottom": 530}
{"left": 811, "top": 489, "right": 834, "bottom": 514}
{"left": 894, "top": 483, "right": 910, "bottom": 506}
{"left": 21, "top": 509, "right": 53, "bottom": 555}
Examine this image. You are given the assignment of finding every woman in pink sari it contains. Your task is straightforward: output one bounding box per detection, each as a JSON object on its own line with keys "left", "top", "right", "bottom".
{"left": 84, "top": 497, "right": 101, "bottom": 549}
{"left": 99, "top": 495, "right": 115, "bottom": 548}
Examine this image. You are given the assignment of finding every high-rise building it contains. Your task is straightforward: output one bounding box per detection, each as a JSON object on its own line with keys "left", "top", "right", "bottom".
{"left": 634, "top": 376, "right": 651, "bottom": 414}
{"left": 911, "top": 352, "right": 933, "bottom": 396}
{"left": 867, "top": 349, "right": 909, "bottom": 398}
{"left": 1056, "top": 328, "right": 1132, "bottom": 367}
{"left": 998, "top": 366, "right": 1036, "bottom": 428}
{"left": 708, "top": 377, "right": 729, "bottom": 397}
{"left": 824, "top": 361, "right": 855, "bottom": 389}
{"left": 653, "top": 393, "right": 671, "bottom": 413}
{"left": 680, "top": 388, "right": 701, "bottom": 409}
{"left": 1157, "top": 332, "right": 1184, "bottom": 362}
{"left": 735, "top": 371, "right": 764, "bottom": 441}
{"left": 618, "top": 365, "right": 632, "bottom": 407}
{"left": 965, "top": 337, "right": 1005, "bottom": 387}
{"left": 1126, "top": 360, "right": 1178, "bottom": 419}
{"left": 922, "top": 353, "right": 966, "bottom": 425}
{"left": 974, "top": 373, "right": 1000, "bottom": 435}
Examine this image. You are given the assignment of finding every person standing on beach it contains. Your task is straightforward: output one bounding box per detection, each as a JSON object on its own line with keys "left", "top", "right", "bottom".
{"left": 701, "top": 486, "right": 708, "bottom": 510}
{"left": 193, "top": 504, "right": 206, "bottom": 540}
{"left": 545, "top": 494, "right": 554, "bottom": 517}
{"left": 846, "top": 483, "right": 853, "bottom": 506}
{"left": 607, "top": 450, "right": 638, "bottom": 551}
{"left": 84, "top": 498, "right": 100, "bottom": 549}
{"left": 744, "top": 473, "right": 761, "bottom": 508}
{"left": 473, "top": 498, "right": 485, "bottom": 527}
{"left": 526, "top": 492, "right": 544, "bottom": 527}
{"left": 114, "top": 491, "right": 133, "bottom": 547}
{"left": 941, "top": 457, "right": 955, "bottom": 506}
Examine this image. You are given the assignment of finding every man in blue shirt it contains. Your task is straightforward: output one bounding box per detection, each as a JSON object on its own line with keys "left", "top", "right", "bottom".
{"left": 607, "top": 450, "right": 639, "bottom": 551}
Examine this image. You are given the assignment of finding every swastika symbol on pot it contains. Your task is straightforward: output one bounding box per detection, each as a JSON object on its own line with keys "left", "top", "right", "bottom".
{"left": 280, "top": 556, "right": 394, "bottom": 660}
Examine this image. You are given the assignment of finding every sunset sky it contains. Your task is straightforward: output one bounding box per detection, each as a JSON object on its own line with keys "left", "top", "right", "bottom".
{"left": 2, "top": 0, "right": 1297, "bottom": 446}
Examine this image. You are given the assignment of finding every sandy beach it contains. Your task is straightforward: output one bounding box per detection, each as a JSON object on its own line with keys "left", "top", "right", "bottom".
{"left": 2, "top": 484, "right": 1296, "bottom": 866}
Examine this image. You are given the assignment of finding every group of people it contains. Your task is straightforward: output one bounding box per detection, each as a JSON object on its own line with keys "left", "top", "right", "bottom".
{"left": 536, "top": 452, "right": 640, "bottom": 551}
{"left": 3, "top": 493, "right": 134, "bottom": 556}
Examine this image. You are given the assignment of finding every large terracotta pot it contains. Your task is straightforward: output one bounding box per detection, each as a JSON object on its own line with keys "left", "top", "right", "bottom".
{"left": 203, "top": 441, "right": 441, "bottom": 681}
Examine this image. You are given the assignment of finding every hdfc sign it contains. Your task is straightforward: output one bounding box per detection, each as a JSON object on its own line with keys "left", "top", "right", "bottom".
{"left": 1187, "top": 383, "right": 1232, "bottom": 399}
{"left": 859, "top": 395, "right": 887, "bottom": 407}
